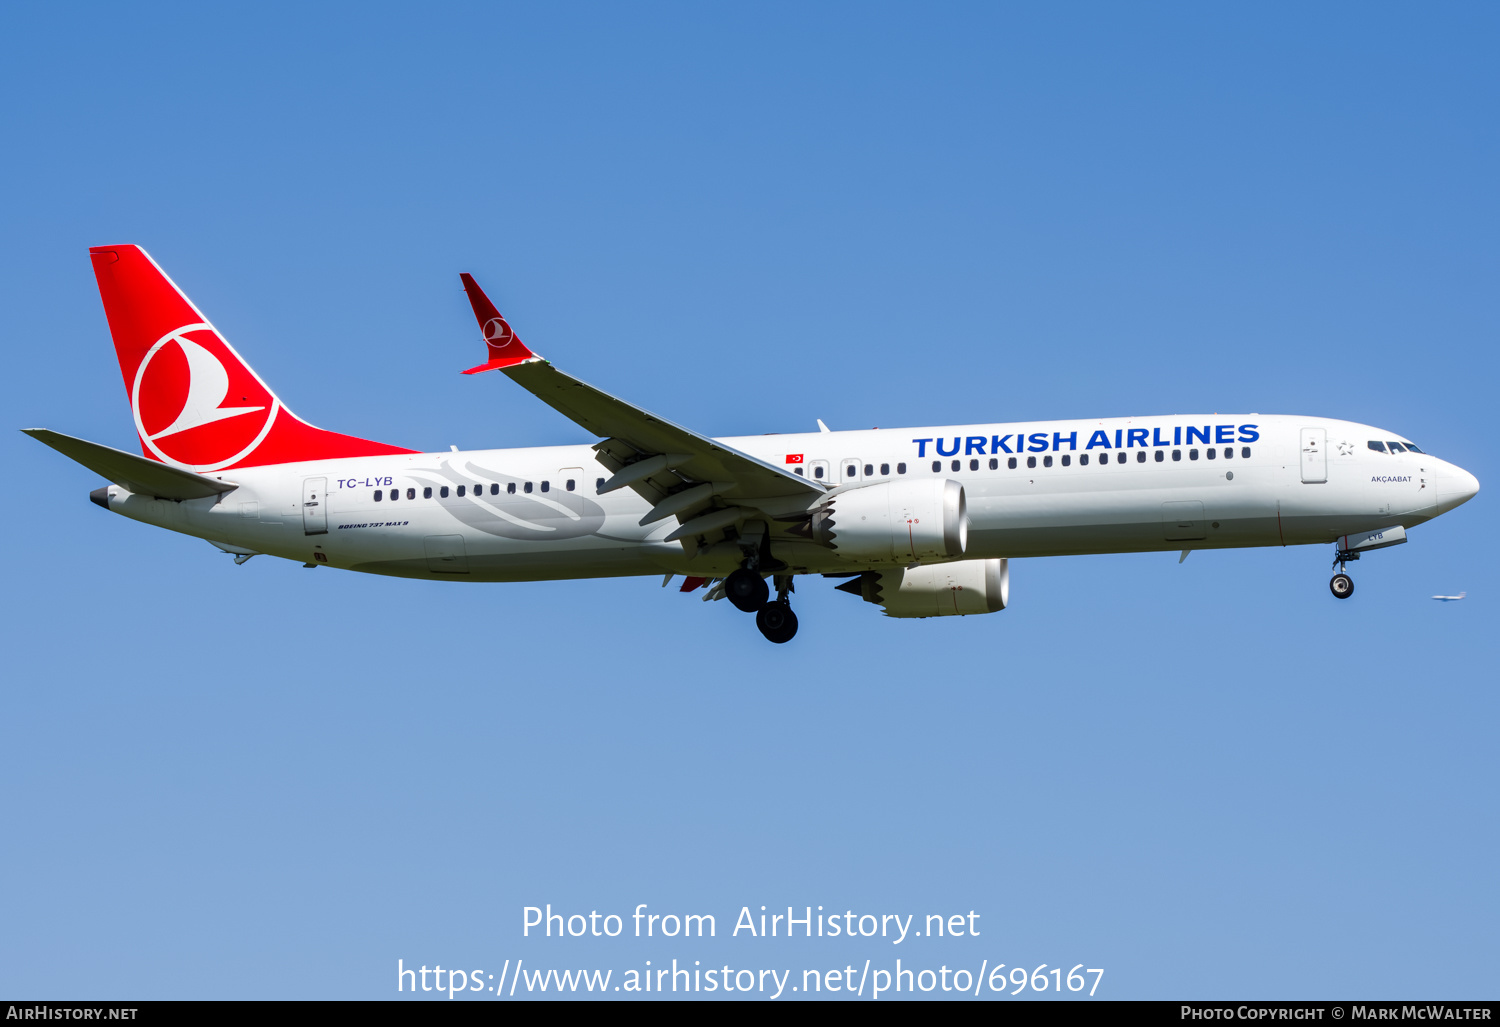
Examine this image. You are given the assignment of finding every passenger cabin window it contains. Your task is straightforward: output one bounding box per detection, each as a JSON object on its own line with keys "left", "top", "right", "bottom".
{"left": 1043, "top": 455, "right": 1053, "bottom": 467}
{"left": 1241, "top": 447, "right": 1252, "bottom": 458}
{"left": 865, "top": 464, "right": 874, "bottom": 476}
{"left": 815, "top": 466, "right": 825, "bottom": 479}
{"left": 566, "top": 479, "right": 576, "bottom": 491}
{"left": 931, "top": 461, "right": 941, "bottom": 472}
{"left": 897, "top": 463, "right": 906, "bottom": 474}
{"left": 1223, "top": 447, "right": 1233, "bottom": 459}
{"left": 794, "top": 467, "right": 805, "bottom": 476}
{"left": 524, "top": 482, "right": 533, "bottom": 493}
{"left": 457, "top": 485, "right": 466, "bottom": 497}
{"left": 1206, "top": 448, "right": 1216, "bottom": 460}
{"left": 1027, "top": 456, "right": 1037, "bottom": 469}
{"left": 969, "top": 459, "right": 979, "bottom": 471}
{"left": 1008, "top": 457, "right": 1017, "bottom": 469}
{"left": 989, "top": 458, "right": 998, "bottom": 470}
{"left": 1136, "top": 451, "right": 1146, "bottom": 463}
{"left": 1117, "top": 452, "right": 1126, "bottom": 464}
{"left": 951, "top": 460, "right": 960, "bottom": 472}
{"left": 507, "top": 483, "right": 517, "bottom": 494}
{"left": 406, "top": 488, "right": 416, "bottom": 499}
{"left": 1061, "top": 454, "right": 1071, "bottom": 466}
{"left": 541, "top": 481, "right": 550, "bottom": 492}
{"left": 1080, "top": 454, "right": 1089, "bottom": 466}
{"left": 1189, "top": 449, "right": 1199, "bottom": 460}
{"left": 374, "top": 489, "right": 383, "bottom": 501}
{"left": 440, "top": 486, "right": 450, "bottom": 498}
{"left": 423, "top": 487, "right": 433, "bottom": 499}
{"left": 491, "top": 483, "right": 500, "bottom": 495}
{"left": 594, "top": 479, "right": 603, "bottom": 491}
{"left": 879, "top": 463, "right": 889, "bottom": 475}
{"left": 1368, "top": 440, "right": 1386, "bottom": 453}
{"left": 846, "top": 465, "right": 856, "bottom": 478}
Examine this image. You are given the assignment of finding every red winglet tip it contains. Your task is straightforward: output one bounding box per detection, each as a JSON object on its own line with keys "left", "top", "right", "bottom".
{"left": 459, "top": 272, "right": 536, "bottom": 366}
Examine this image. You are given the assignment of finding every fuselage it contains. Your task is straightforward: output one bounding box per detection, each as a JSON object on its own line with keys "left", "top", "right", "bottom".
{"left": 98, "top": 413, "right": 1479, "bottom": 581}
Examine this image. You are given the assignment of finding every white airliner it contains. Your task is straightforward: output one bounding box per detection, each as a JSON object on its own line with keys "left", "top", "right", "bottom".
{"left": 28, "top": 246, "right": 1481, "bottom": 642}
{"left": 1431, "top": 593, "right": 1467, "bottom": 602}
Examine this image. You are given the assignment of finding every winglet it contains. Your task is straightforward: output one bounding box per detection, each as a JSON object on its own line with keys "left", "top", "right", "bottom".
{"left": 459, "top": 273, "right": 538, "bottom": 373}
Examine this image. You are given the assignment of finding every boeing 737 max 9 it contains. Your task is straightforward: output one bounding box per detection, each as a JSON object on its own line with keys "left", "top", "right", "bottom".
{"left": 27, "top": 246, "right": 1481, "bottom": 642}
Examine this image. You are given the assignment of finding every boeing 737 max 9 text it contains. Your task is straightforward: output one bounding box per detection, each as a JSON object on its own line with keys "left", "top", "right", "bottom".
{"left": 27, "top": 246, "right": 1481, "bottom": 642}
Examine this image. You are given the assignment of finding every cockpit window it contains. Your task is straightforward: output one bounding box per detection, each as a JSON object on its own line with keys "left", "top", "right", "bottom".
{"left": 1403, "top": 442, "right": 1423, "bottom": 453}
{"left": 1367, "top": 441, "right": 1386, "bottom": 453}
{"left": 1386, "top": 441, "right": 1405, "bottom": 452}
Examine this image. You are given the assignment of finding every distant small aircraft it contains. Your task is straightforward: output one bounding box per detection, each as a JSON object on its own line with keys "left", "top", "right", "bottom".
{"left": 1431, "top": 592, "right": 1467, "bottom": 601}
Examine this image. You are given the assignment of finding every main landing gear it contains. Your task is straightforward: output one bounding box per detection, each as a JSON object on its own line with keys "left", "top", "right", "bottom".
{"left": 723, "top": 567, "right": 798, "bottom": 643}
{"left": 756, "top": 598, "right": 798, "bottom": 644}
{"left": 1330, "top": 548, "right": 1358, "bottom": 600}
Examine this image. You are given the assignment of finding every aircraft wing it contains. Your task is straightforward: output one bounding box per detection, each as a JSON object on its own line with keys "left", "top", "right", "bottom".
{"left": 457, "top": 275, "right": 824, "bottom": 533}
{"left": 24, "top": 429, "right": 239, "bottom": 500}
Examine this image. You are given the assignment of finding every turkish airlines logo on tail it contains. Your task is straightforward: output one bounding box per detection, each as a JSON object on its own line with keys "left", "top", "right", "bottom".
{"left": 132, "top": 323, "right": 280, "bottom": 471}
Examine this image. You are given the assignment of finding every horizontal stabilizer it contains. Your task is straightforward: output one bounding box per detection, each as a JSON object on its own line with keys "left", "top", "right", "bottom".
{"left": 23, "top": 428, "right": 239, "bottom": 500}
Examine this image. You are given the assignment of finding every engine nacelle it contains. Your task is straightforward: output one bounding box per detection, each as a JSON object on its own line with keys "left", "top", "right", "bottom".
{"left": 841, "top": 558, "right": 1010, "bottom": 618}
{"left": 807, "top": 478, "right": 968, "bottom": 563}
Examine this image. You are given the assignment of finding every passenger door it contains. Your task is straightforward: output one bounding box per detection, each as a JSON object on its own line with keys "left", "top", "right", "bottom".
{"left": 302, "top": 477, "right": 328, "bottom": 535}
{"left": 1300, "top": 428, "right": 1327, "bottom": 483}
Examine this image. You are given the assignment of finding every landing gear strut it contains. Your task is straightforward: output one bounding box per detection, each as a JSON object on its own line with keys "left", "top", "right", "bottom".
{"left": 1330, "top": 548, "right": 1359, "bottom": 600}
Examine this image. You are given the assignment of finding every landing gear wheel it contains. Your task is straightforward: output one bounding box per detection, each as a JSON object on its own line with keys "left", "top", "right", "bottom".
{"left": 1330, "top": 573, "right": 1354, "bottom": 599}
{"left": 725, "top": 568, "right": 769, "bottom": 612}
{"left": 756, "top": 602, "right": 798, "bottom": 644}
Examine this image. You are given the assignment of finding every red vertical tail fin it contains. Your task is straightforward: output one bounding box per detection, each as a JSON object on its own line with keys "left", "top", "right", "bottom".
{"left": 90, "top": 245, "right": 415, "bottom": 471}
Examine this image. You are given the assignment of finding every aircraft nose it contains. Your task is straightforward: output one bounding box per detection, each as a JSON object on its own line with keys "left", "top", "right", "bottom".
{"left": 1436, "top": 463, "right": 1480, "bottom": 515}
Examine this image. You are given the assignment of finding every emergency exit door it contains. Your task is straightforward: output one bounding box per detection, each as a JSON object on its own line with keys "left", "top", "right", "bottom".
{"left": 1300, "top": 428, "right": 1327, "bottom": 483}
{"left": 302, "top": 477, "right": 328, "bottom": 535}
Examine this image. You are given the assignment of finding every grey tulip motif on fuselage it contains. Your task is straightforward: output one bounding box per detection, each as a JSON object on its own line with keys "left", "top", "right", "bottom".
{"left": 406, "top": 460, "right": 607, "bottom": 540}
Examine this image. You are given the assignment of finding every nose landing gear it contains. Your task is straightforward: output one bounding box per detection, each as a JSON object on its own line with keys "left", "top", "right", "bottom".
{"left": 1329, "top": 547, "right": 1359, "bottom": 600}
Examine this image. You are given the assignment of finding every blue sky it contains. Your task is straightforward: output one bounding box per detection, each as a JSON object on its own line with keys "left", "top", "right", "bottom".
{"left": 1, "top": 2, "right": 1495, "bottom": 1000}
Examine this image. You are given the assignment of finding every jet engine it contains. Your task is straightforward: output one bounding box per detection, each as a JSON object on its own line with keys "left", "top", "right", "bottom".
{"left": 837, "top": 558, "right": 1009, "bottom": 618}
{"left": 801, "top": 478, "right": 968, "bottom": 563}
